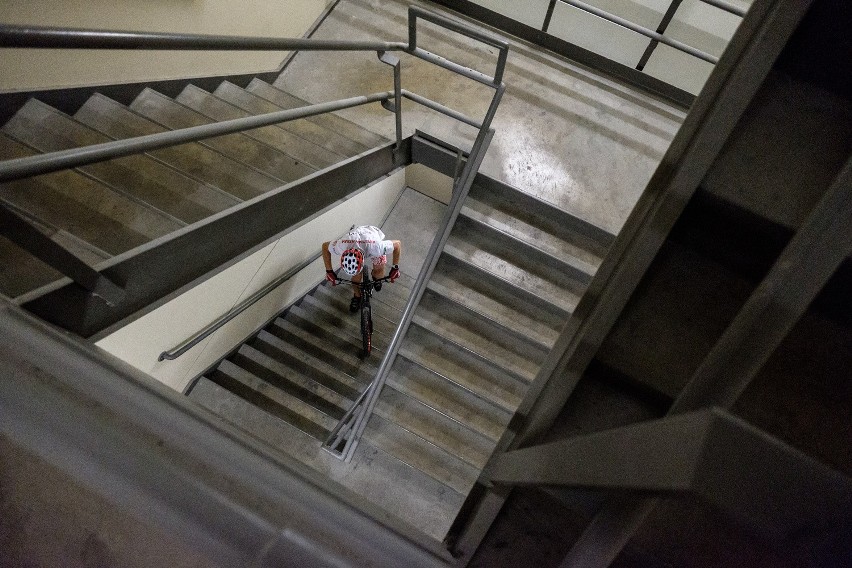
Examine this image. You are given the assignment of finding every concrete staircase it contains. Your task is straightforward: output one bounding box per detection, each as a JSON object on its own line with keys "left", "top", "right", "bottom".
{"left": 0, "top": 78, "right": 386, "bottom": 298}
{"left": 187, "top": 175, "right": 615, "bottom": 541}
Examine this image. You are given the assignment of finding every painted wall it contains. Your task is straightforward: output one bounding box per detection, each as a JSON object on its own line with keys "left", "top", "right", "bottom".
{"left": 96, "top": 169, "right": 406, "bottom": 393}
{"left": 467, "top": 0, "right": 750, "bottom": 95}
{"left": 0, "top": 0, "right": 332, "bottom": 92}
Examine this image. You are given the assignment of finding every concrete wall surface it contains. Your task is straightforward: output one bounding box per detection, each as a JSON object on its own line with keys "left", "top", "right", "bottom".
{"left": 0, "top": 0, "right": 332, "bottom": 92}
{"left": 96, "top": 169, "right": 406, "bottom": 393}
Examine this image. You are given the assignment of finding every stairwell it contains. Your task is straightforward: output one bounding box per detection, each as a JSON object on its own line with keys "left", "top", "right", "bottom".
{"left": 0, "top": 68, "right": 620, "bottom": 539}
{"left": 0, "top": 78, "right": 386, "bottom": 299}
{"left": 187, "top": 170, "right": 615, "bottom": 540}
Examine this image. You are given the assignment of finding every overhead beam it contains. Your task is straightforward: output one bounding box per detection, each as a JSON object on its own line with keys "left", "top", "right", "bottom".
{"left": 488, "top": 408, "right": 852, "bottom": 540}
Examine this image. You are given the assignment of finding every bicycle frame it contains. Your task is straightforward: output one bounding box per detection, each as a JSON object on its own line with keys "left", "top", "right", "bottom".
{"left": 332, "top": 271, "right": 394, "bottom": 357}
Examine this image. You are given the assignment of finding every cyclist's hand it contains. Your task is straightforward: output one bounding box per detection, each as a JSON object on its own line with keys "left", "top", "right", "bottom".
{"left": 326, "top": 270, "right": 338, "bottom": 285}
{"left": 389, "top": 264, "right": 400, "bottom": 283}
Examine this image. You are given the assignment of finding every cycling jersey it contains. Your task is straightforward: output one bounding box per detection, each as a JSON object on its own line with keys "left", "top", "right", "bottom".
{"left": 328, "top": 225, "right": 394, "bottom": 269}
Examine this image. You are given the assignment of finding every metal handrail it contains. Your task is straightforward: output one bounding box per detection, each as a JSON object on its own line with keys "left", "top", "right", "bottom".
{"left": 157, "top": 253, "right": 322, "bottom": 362}
{"left": 0, "top": 93, "right": 392, "bottom": 183}
{"left": 555, "top": 0, "right": 719, "bottom": 64}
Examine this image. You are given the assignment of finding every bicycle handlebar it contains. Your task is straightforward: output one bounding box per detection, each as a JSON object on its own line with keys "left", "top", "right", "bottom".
{"left": 333, "top": 275, "right": 394, "bottom": 286}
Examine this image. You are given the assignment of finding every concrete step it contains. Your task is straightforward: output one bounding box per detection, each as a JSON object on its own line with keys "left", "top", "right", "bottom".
{"left": 361, "top": 412, "right": 479, "bottom": 495}
{"left": 415, "top": 289, "right": 544, "bottom": 384}
{"left": 176, "top": 84, "right": 337, "bottom": 170}
{"left": 375, "top": 386, "right": 494, "bottom": 470}
{"left": 4, "top": 99, "right": 240, "bottom": 225}
{"left": 386, "top": 355, "right": 511, "bottom": 443}
{"left": 130, "top": 88, "right": 312, "bottom": 184}
{"left": 207, "top": 359, "right": 333, "bottom": 440}
{"left": 230, "top": 343, "right": 349, "bottom": 420}
{"left": 297, "top": 294, "right": 395, "bottom": 352}
{"left": 267, "top": 318, "right": 375, "bottom": 384}
{"left": 312, "top": 282, "right": 403, "bottom": 325}
{"left": 467, "top": 181, "right": 613, "bottom": 271}
{"left": 251, "top": 329, "right": 365, "bottom": 399}
{"left": 188, "top": 376, "right": 464, "bottom": 542}
{"left": 0, "top": 133, "right": 178, "bottom": 255}
{"left": 444, "top": 220, "right": 582, "bottom": 315}
{"left": 283, "top": 303, "right": 386, "bottom": 363}
{"left": 399, "top": 323, "right": 526, "bottom": 413}
{"left": 246, "top": 78, "right": 388, "bottom": 150}
{"left": 74, "top": 93, "right": 273, "bottom": 200}
{"left": 214, "top": 81, "right": 362, "bottom": 159}
{"left": 431, "top": 253, "right": 562, "bottom": 348}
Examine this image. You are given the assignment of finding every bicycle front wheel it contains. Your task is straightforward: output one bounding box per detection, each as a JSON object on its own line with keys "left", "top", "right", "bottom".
{"left": 361, "top": 301, "right": 372, "bottom": 356}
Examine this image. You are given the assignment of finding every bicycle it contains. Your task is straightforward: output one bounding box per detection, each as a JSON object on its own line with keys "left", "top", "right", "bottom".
{"left": 332, "top": 271, "right": 393, "bottom": 358}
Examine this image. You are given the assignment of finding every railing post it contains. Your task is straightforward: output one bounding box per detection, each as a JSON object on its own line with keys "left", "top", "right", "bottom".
{"left": 378, "top": 51, "right": 403, "bottom": 150}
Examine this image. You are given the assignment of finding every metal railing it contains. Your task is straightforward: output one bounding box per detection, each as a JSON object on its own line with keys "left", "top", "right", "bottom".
{"left": 322, "top": 10, "right": 507, "bottom": 461}
{"left": 432, "top": 0, "right": 748, "bottom": 104}
{"left": 0, "top": 6, "right": 508, "bottom": 460}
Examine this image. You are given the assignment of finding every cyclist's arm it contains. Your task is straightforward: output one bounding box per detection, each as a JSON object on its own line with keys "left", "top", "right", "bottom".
{"left": 322, "top": 242, "right": 333, "bottom": 271}
{"left": 391, "top": 240, "right": 401, "bottom": 265}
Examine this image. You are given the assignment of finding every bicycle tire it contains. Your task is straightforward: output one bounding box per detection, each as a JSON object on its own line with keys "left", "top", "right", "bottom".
{"left": 361, "top": 301, "right": 372, "bottom": 356}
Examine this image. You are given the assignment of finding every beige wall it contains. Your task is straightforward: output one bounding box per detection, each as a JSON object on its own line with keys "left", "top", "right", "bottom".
{"left": 96, "top": 169, "right": 406, "bottom": 393}
{"left": 0, "top": 0, "right": 332, "bottom": 92}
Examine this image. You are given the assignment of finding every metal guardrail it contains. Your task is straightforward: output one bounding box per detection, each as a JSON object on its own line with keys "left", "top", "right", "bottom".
{"left": 322, "top": 9, "right": 508, "bottom": 461}
{"left": 0, "top": 6, "right": 508, "bottom": 461}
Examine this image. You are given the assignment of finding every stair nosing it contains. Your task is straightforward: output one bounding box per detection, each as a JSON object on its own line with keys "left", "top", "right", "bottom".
{"left": 410, "top": 313, "right": 538, "bottom": 385}
{"left": 424, "top": 279, "right": 555, "bottom": 351}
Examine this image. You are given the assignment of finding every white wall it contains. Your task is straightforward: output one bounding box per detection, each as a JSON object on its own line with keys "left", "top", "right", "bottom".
{"left": 468, "top": 0, "right": 750, "bottom": 95}
{"left": 96, "top": 169, "right": 406, "bottom": 393}
{"left": 0, "top": 0, "right": 332, "bottom": 92}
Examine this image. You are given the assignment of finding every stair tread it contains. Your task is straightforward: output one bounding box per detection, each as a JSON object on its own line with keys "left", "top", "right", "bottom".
{"left": 214, "top": 81, "right": 362, "bottom": 159}
{"left": 74, "top": 93, "right": 273, "bottom": 200}
{"left": 270, "top": 317, "right": 377, "bottom": 381}
{"left": 426, "top": 272, "right": 557, "bottom": 349}
{"left": 284, "top": 303, "right": 388, "bottom": 361}
{"left": 443, "top": 237, "right": 580, "bottom": 314}
{"left": 362, "top": 412, "right": 479, "bottom": 495}
{"left": 247, "top": 79, "right": 388, "bottom": 149}
{"left": 232, "top": 344, "right": 350, "bottom": 419}
{"left": 411, "top": 309, "right": 538, "bottom": 385}
{"left": 188, "top": 376, "right": 463, "bottom": 542}
{"left": 3, "top": 99, "right": 239, "bottom": 224}
{"left": 210, "top": 359, "right": 333, "bottom": 439}
{"left": 130, "top": 88, "right": 312, "bottom": 183}
{"left": 0, "top": 133, "right": 177, "bottom": 254}
{"left": 386, "top": 356, "right": 511, "bottom": 443}
{"left": 467, "top": 181, "right": 613, "bottom": 265}
{"left": 400, "top": 324, "right": 526, "bottom": 412}
{"left": 376, "top": 386, "right": 494, "bottom": 470}
{"left": 460, "top": 201, "right": 599, "bottom": 277}
{"left": 312, "top": 282, "right": 404, "bottom": 324}
{"left": 177, "top": 84, "right": 337, "bottom": 170}
{"left": 422, "top": 290, "right": 548, "bottom": 374}
{"left": 298, "top": 294, "right": 395, "bottom": 352}
{"left": 253, "top": 329, "right": 365, "bottom": 398}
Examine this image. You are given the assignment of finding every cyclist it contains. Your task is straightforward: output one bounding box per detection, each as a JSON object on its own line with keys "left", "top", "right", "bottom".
{"left": 322, "top": 225, "right": 401, "bottom": 312}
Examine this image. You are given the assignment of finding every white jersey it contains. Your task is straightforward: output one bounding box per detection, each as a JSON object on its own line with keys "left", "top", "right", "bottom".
{"left": 328, "top": 225, "right": 394, "bottom": 268}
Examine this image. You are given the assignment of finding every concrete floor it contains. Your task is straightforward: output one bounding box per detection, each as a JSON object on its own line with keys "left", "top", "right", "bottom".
{"left": 276, "top": 0, "right": 685, "bottom": 235}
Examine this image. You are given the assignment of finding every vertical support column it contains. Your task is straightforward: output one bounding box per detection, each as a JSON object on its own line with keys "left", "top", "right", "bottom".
{"left": 636, "top": 0, "right": 685, "bottom": 71}
{"left": 378, "top": 51, "right": 403, "bottom": 150}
